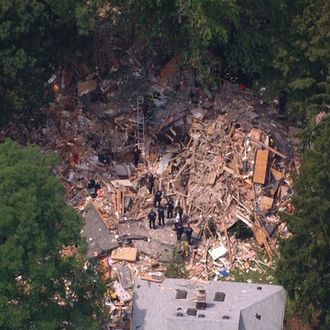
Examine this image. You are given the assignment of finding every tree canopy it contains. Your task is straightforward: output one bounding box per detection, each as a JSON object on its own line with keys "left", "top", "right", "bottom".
{"left": 276, "top": 120, "right": 330, "bottom": 328}
{"left": 0, "top": 140, "right": 105, "bottom": 329}
{"left": 0, "top": 0, "right": 98, "bottom": 124}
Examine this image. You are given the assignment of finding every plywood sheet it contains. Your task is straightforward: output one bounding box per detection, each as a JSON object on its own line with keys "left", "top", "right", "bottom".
{"left": 253, "top": 149, "right": 269, "bottom": 184}
{"left": 111, "top": 247, "right": 137, "bottom": 262}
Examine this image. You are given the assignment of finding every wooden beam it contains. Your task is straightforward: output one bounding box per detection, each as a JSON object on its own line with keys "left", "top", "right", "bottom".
{"left": 250, "top": 137, "right": 287, "bottom": 159}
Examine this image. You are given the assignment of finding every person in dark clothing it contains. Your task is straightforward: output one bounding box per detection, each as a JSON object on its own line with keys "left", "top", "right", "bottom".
{"left": 167, "top": 199, "right": 174, "bottom": 219}
{"left": 185, "top": 223, "right": 193, "bottom": 245}
{"left": 148, "top": 173, "right": 155, "bottom": 194}
{"left": 148, "top": 210, "right": 157, "bottom": 229}
{"left": 88, "top": 179, "right": 96, "bottom": 190}
{"left": 176, "top": 224, "right": 184, "bottom": 241}
{"left": 133, "top": 146, "right": 140, "bottom": 167}
{"left": 158, "top": 205, "right": 165, "bottom": 226}
{"left": 175, "top": 204, "right": 183, "bottom": 221}
{"left": 88, "top": 179, "right": 101, "bottom": 198}
{"left": 154, "top": 190, "right": 162, "bottom": 207}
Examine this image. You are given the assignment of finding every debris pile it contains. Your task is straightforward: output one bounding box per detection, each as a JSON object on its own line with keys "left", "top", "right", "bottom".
{"left": 2, "top": 50, "right": 300, "bottom": 328}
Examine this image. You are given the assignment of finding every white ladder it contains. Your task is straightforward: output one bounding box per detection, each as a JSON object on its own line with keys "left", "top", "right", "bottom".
{"left": 136, "top": 96, "right": 145, "bottom": 159}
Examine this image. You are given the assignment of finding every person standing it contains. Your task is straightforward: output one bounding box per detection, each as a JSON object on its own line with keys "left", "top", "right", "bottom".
{"left": 158, "top": 205, "right": 165, "bottom": 227}
{"left": 185, "top": 223, "right": 193, "bottom": 245}
{"left": 176, "top": 223, "right": 184, "bottom": 241}
{"left": 133, "top": 146, "right": 140, "bottom": 167}
{"left": 166, "top": 198, "right": 174, "bottom": 219}
{"left": 148, "top": 173, "right": 155, "bottom": 194}
{"left": 175, "top": 204, "right": 183, "bottom": 221}
{"left": 154, "top": 190, "right": 162, "bottom": 207}
{"left": 148, "top": 209, "right": 157, "bottom": 229}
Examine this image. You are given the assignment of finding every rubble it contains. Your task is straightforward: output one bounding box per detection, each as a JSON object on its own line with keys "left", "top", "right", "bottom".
{"left": 3, "top": 49, "right": 300, "bottom": 328}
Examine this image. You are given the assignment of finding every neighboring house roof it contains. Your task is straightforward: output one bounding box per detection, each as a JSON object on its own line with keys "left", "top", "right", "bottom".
{"left": 132, "top": 278, "right": 286, "bottom": 330}
{"left": 81, "top": 202, "right": 117, "bottom": 258}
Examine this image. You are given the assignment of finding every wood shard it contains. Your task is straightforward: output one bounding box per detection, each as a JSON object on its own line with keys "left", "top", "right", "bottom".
{"left": 253, "top": 149, "right": 269, "bottom": 184}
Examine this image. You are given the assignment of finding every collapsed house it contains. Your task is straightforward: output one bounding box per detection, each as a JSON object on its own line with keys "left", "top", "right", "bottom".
{"left": 132, "top": 278, "right": 286, "bottom": 330}
{"left": 2, "top": 49, "right": 301, "bottom": 328}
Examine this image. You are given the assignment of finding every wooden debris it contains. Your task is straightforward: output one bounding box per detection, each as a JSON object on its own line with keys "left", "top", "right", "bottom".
{"left": 140, "top": 273, "right": 165, "bottom": 283}
{"left": 77, "top": 80, "right": 97, "bottom": 97}
{"left": 111, "top": 247, "right": 137, "bottom": 262}
{"left": 250, "top": 137, "right": 287, "bottom": 159}
{"left": 253, "top": 149, "right": 269, "bottom": 184}
{"left": 259, "top": 196, "right": 274, "bottom": 211}
{"left": 271, "top": 168, "right": 283, "bottom": 181}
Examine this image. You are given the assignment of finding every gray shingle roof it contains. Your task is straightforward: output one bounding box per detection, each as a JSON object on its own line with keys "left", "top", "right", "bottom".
{"left": 132, "top": 278, "right": 286, "bottom": 330}
{"left": 80, "top": 202, "right": 117, "bottom": 258}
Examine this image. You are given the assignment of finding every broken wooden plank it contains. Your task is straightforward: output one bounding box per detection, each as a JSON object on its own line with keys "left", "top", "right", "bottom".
{"left": 250, "top": 137, "right": 287, "bottom": 159}
{"left": 236, "top": 211, "right": 253, "bottom": 228}
{"left": 140, "top": 274, "right": 164, "bottom": 283}
{"left": 253, "top": 149, "right": 269, "bottom": 184}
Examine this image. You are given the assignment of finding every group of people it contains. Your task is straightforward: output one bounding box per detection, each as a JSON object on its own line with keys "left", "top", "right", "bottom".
{"left": 147, "top": 185, "right": 194, "bottom": 246}
{"left": 147, "top": 191, "right": 174, "bottom": 229}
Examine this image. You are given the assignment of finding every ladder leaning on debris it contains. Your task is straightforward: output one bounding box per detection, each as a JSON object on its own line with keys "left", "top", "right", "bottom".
{"left": 135, "top": 96, "right": 146, "bottom": 159}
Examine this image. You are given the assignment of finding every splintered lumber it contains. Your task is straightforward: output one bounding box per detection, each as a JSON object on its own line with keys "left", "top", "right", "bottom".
{"left": 250, "top": 137, "right": 287, "bottom": 159}
{"left": 236, "top": 211, "right": 252, "bottom": 227}
{"left": 111, "top": 247, "right": 137, "bottom": 262}
{"left": 253, "top": 149, "right": 269, "bottom": 184}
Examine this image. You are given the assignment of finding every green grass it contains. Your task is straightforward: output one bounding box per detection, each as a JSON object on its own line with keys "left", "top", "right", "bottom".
{"left": 229, "top": 249, "right": 278, "bottom": 284}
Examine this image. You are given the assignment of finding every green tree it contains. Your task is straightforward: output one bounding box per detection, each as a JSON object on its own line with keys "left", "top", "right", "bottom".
{"left": 0, "top": 0, "right": 98, "bottom": 125}
{"left": 0, "top": 140, "right": 106, "bottom": 329}
{"left": 273, "top": 0, "right": 330, "bottom": 120}
{"left": 276, "top": 121, "right": 330, "bottom": 329}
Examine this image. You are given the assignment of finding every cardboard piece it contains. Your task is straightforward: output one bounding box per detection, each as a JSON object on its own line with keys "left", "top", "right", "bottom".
{"left": 253, "top": 149, "right": 269, "bottom": 184}
{"left": 111, "top": 247, "right": 137, "bottom": 262}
